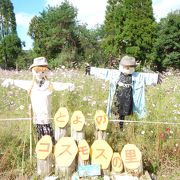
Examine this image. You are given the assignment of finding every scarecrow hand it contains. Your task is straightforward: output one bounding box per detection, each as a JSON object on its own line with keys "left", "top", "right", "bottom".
{"left": 68, "top": 84, "right": 75, "bottom": 91}
{"left": 1, "top": 78, "right": 14, "bottom": 88}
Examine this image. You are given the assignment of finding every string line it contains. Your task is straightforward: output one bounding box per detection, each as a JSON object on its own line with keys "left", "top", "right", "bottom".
{"left": 0, "top": 117, "right": 179, "bottom": 125}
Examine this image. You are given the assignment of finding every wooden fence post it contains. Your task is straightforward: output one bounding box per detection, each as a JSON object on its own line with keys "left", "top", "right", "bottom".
{"left": 94, "top": 110, "right": 111, "bottom": 177}
{"left": 35, "top": 135, "right": 53, "bottom": 177}
{"left": 54, "top": 137, "right": 78, "bottom": 179}
{"left": 54, "top": 107, "right": 69, "bottom": 141}
{"left": 121, "top": 144, "right": 143, "bottom": 177}
{"left": 28, "top": 104, "right": 33, "bottom": 165}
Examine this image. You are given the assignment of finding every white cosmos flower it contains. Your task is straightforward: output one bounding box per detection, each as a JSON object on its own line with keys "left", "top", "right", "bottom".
{"left": 83, "top": 96, "right": 88, "bottom": 101}
{"left": 19, "top": 105, "right": 24, "bottom": 110}
{"left": 91, "top": 101, "right": 96, "bottom": 106}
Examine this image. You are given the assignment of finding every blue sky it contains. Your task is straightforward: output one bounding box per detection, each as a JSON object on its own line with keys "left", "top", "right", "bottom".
{"left": 11, "top": 0, "right": 180, "bottom": 50}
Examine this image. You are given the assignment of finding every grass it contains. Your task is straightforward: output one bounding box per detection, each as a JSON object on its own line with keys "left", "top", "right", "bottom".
{"left": 0, "top": 68, "right": 179, "bottom": 179}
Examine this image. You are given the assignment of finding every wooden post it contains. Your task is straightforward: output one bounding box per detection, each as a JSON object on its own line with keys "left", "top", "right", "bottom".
{"left": 55, "top": 126, "right": 67, "bottom": 141}
{"left": 35, "top": 135, "right": 53, "bottom": 177}
{"left": 91, "top": 140, "right": 113, "bottom": 177}
{"left": 95, "top": 129, "right": 106, "bottom": 140}
{"left": 28, "top": 104, "right": 33, "bottom": 164}
{"left": 78, "top": 139, "right": 90, "bottom": 166}
{"left": 36, "top": 155, "right": 53, "bottom": 176}
{"left": 54, "top": 137, "right": 78, "bottom": 180}
{"left": 71, "top": 128, "right": 85, "bottom": 142}
{"left": 121, "top": 144, "right": 143, "bottom": 177}
{"left": 139, "top": 171, "right": 152, "bottom": 180}
{"left": 94, "top": 110, "right": 110, "bottom": 177}
{"left": 111, "top": 152, "right": 124, "bottom": 175}
{"left": 54, "top": 107, "right": 69, "bottom": 141}
{"left": 70, "top": 111, "right": 86, "bottom": 176}
{"left": 71, "top": 111, "right": 85, "bottom": 142}
{"left": 94, "top": 110, "right": 108, "bottom": 140}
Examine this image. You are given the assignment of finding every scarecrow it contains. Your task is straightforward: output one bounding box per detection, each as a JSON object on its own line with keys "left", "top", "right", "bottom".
{"left": 85, "top": 63, "right": 91, "bottom": 75}
{"left": 90, "top": 55, "right": 162, "bottom": 129}
{"left": 2, "top": 57, "right": 75, "bottom": 143}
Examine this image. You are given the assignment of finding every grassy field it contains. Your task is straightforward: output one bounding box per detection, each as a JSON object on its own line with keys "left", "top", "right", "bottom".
{"left": 0, "top": 68, "right": 179, "bottom": 179}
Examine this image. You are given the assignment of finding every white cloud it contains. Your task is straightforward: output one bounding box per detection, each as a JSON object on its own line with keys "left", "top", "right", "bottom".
{"left": 18, "top": 0, "right": 180, "bottom": 50}
{"left": 45, "top": 0, "right": 180, "bottom": 27}
{"left": 16, "top": 13, "right": 34, "bottom": 50}
{"left": 45, "top": 0, "right": 63, "bottom": 7}
{"left": 152, "top": 0, "right": 180, "bottom": 21}
{"left": 16, "top": 13, "right": 34, "bottom": 27}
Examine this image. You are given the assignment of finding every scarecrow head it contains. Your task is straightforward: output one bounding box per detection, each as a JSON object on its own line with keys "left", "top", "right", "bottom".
{"left": 29, "top": 57, "right": 50, "bottom": 81}
{"left": 119, "top": 55, "right": 136, "bottom": 74}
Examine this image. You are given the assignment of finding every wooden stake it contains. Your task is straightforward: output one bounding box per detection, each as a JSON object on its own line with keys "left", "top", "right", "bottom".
{"left": 29, "top": 104, "right": 33, "bottom": 164}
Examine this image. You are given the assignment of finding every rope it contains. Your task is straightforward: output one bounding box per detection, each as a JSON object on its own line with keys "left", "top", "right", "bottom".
{"left": 109, "top": 119, "right": 180, "bottom": 125}
{"left": 0, "top": 118, "right": 32, "bottom": 121}
{"left": 0, "top": 117, "right": 180, "bottom": 125}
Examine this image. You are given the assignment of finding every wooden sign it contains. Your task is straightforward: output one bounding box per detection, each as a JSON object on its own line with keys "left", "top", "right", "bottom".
{"left": 78, "top": 139, "right": 90, "bottom": 161}
{"left": 35, "top": 135, "right": 52, "bottom": 160}
{"left": 94, "top": 110, "right": 108, "bottom": 130}
{"left": 78, "top": 164, "right": 101, "bottom": 177}
{"left": 121, "top": 144, "right": 143, "bottom": 176}
{"left": 91, "top": 140, "right": 113, "bottom": 169}
{"left": 54, "top": 137, "right": 78, "bottom": 167}
{"left": 71, "top": 111, "right": 85, "bottom": 131}
{"left": 111, "top": 152, "right": 123, "bottom": 173}
{"left": 54, "top": 107, "right": 69, "bottom": 128}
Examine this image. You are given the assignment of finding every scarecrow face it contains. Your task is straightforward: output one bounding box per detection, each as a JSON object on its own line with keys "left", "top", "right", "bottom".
{"left": 119, "top": 64, "right": 135, "bottom": 75}
{"left": 32, "top": 66, "right": 49, "bottom": 80}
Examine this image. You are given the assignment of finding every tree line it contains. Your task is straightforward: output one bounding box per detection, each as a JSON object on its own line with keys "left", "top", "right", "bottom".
{"left": 0, "top": 0, "right": 179, "bottom": 71}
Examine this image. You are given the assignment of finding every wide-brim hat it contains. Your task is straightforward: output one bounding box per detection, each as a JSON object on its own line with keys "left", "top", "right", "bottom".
{"left": 29, "top": 57, "right": 50, "bottom": 70}
{"left": 120, "top": 55, "right": 137, "bottom": 67}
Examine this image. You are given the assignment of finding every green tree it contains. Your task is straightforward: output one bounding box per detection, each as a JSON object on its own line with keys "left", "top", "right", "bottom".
{"left": 0, "top": 0, "right": 22, "bottom": 69}
{"left": 103, "top": 0, "right": 157, "bottom": 65}
{"left": 28, "top": 1, "right": 83, "bottom": 67}
{"left": 153, "top": 10, "right": 180, "bottom": 70}
{"left": 77, "top": 24, "right": 106, "bottom": 67}
{"left": 102, "top": 0, "right": 124, "bottom": 57}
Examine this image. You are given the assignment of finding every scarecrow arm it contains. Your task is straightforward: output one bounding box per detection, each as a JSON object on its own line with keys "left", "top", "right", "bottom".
{"left": 52, "top": 82, "right": 75, "bottom": 91}
{"left": 1, "top": 79, "right": 31, "bottom": 90}
{"left": 133, "top": 72, "right": 159, "bottom": 86}
{"left": 90, "top": 67, "right": 119, "bottom": 81}
{"left": 143, "top": 73, "right": 159, "bottom": 85}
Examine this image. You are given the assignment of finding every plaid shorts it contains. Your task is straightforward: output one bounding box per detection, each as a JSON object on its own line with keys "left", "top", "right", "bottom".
{"left": 36, "top": 124, "right": 55, "bottom": 144}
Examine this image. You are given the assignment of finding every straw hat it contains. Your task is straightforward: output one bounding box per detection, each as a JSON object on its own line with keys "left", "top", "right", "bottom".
{"left": 120, "top": 55, "right": 136, "bottom": 67}
{"left": 29, "top": 57, "right": 49, "bottom": 69}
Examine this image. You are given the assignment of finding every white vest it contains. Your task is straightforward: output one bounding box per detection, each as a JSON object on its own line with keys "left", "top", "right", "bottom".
{"left": 30, "top": 81, "right": 52, "bottom": 124}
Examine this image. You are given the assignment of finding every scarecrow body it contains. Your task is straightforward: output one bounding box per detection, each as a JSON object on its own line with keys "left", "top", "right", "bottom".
{"left": 85, "top": 63, "right": 91, "bottom": 75}
{"left": 2, "top": 57, "right": 75, "bottom": 143}
{"left": 90, "top": 56, "right": 159, "bottom": 128}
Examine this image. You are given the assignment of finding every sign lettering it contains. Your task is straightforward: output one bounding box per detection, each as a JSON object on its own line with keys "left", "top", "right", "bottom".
{"left": 56, "top": 112, "right": 66, "bottom": 122}
{"left": 112, "top": 156, "right": 121, "bottom": 168}
{"left": 95, "top": 149, "right": 107, "bottom": 159}
{"left": 59, "top": 144, "right": 72, "bottom": 156}
{"left": 79, "top": 146, "right": 89, "bottom": 155}
{"left": 38, "top": 143, "right": 50, "bottom": 152}
{"left": 96, "top": 115, "right": 106, "bottom": 125}
{"left": 73, "top": 116, "right": 82, "bottom": 124}
{"left": 125, "top": 149, "right": 139, "bottom": 163}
